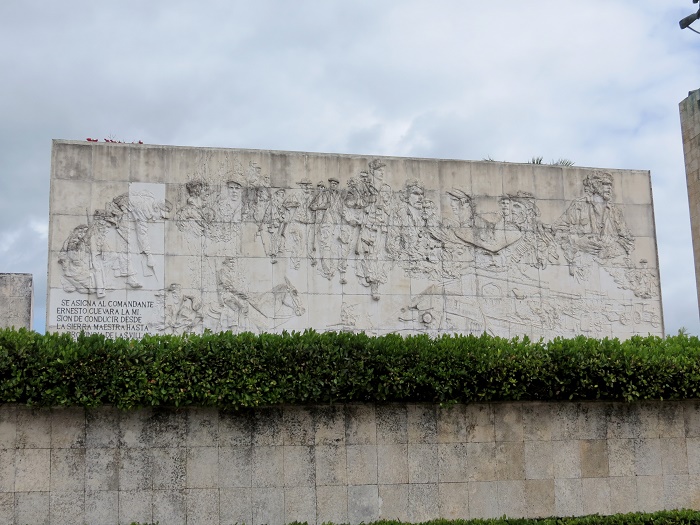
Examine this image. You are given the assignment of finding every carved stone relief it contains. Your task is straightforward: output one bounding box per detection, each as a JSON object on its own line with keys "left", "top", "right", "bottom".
{"left": 47, "top": 144, "right": 663, "bottom": 339}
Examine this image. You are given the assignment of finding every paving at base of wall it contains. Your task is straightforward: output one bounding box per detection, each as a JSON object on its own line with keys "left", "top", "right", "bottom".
{"left": 0, "top": 401, "right": 699, "bottom": 525}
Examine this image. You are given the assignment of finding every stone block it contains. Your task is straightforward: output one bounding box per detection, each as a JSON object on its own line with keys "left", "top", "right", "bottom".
{"left": 219, "top": 411, "right": 253, "bottom": 446}
{"left": 377, "top": 404, "right": 408, "bottom": 444}
{"left": 553, "top": 439, "right": 581, "bottom": 479}
{"left": 316, "top": 444, "right": 347, "bottom": 486}
{"left": 408, "top": 443, "right": 438, "bottom": 483}
{"left": 688, "top": 437, "right": 700, "bottom": 475}
{"left": 119, "top": 407, "right": 154, "bottom": 448}
{"left": 15, "top": 449, "right": 50, "bottom": 492}
{"left": 0, "top": 273, "right": 33, "bottom": 330}
{"left": 50, "top": 491, "right": 85, "bottom": 525}
{"left": 524, "top": 441, "right": 553, "bottom": 479}
{"left": 86, "top": 407, "right": 121, "bottom": 448}
{"left": 50, "top": 407, "right": 85, "bottom": 448}
{"left": 524, "top": 479, "right": 554, "bottom": 518}
{"left": 610, "top": 477, "right": 637, "bottom": 514}
{"left": 580, "top": 439, "right": 609, "bottom": 478}
{"left": 0, "top": 406, "right": 16, "bottom": 449}
{"left": 582, "top": 478, "right": 611, "bottom": 515}
{"left": 50, "top": 448, "right": 85, "bottom": 491}
{"left": 467, "top": 441, "right": 495, "bottom": 481}
{"left": 345, "top": 404, "right": 376, "bottom": 445}
{"left": 494, "top": 403, "right": 523, "bottom": 442}
{"left": 186, "top": 408, "right": 219, "bottom": 447}
{"left": 0, "top": 449, "right": 13, "bottom": 492}
{"left": 438, "top": 405, "right": 466, "bottom": 443}
{"left": 316, "top": 485, "right": 348, "bottom": 525}
{"left": 555, "top": 478, "right": 583, "bottom": 516}
{"left": 220, "top": 489, "right": 253, "bottom": 525}
{"left": 608, "top": 438, "right": 635, "bottom": 477}
{"left": 636, "top": 475, "right": 664, "bottom": 513}
{"left": 150, "top": 409, "right": 186, "bottom": 448}
{"left": 315, "top": 405, "right": 346, "bottom": 446}
{"left": 282, "top": 406, "right": 314, "bottom": 446}
{"left": 347, "top": 444, "right": 378, "bottom": 485}
{"left": 219, "top": 446, "right": 252, "bottom": 488}
{"left": 187, "top": 446, "right": 219, "bottom": 489}
{"left": 120, "top": 447, "right": 153, "bottom": 490}
{"left": 607, "top": 403, "right": 642, "bottom": 439}
{"left": 253, "top": 407, "right": 283, "bottom": 446}
{"left": 497, "top": 480, "right": 525, "bottom": 518}
{"left": 85, "top": 448, "right": 119, "bottom": 491}
{"left": 377, "top": 444, "right": 408, "bottom": 484}
{"left": 465, "top": 404, "right": 495, "bottom": 442}
{"left": 153, "top": 447, "right": 186, "bottom": 490}
{"left": 409, "top": 483, "right": 438, "bottom": 522}
{"left": 15, "top": 491, "right": 49, "bottom": 525}
{"left": 152, "top": 490, "right": 186, "bottom": 525}
{"left": 85, "top": 490, "right": 118, "bottom": 525}
{"left": 118, "top": 489, "right": 153, "bottom": 525}
{"left": 439, "top": 443, "right": 468, "bottom": 482}
{"left": 16, "top": 407, "right": 51, "bottom": 449}
{"left": 684, "top": 401, "right": 700, "bottom": 437}
{"left": 495, "top": 441, "right": 525, "bottom": 480}
{"left": 0, "top": 493, "right": 13, "bottom": 525}
{"left": 523, "top": 403, "right": 553, "bottom": 441}
{"left": 661, "top": 437, "right": 688, "bottom": 475}
{"left": 378, "top": 483, "right": 408, "bottom": 521}
{"left": 348, "top": 484, "right": 379, "bottom": 524}
{"left": 186, "top": 488, "right": 219, "bottom": 525}
{"left": 284, "top": 445, "right": 315, "bottom": 487}
{"left": 552, "top": 403, "right": 579, "bottom": 441}
{"left": 439, "top": 482, "right": 470, "bottom": 519}
{"left": 407, "top": 404, "right": 437, "bottom": 443}
{"left": 663, "top": 475, "right": 690, "bottom": 510}
{"left": 658, "top": 401, "right": 685, "bottom": 438}
{"left": 635, "top": 438, "right": 662, "bottom": 476}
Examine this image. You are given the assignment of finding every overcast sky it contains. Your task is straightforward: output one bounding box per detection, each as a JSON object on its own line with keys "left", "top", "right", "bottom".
{"left": 1, "top": 1, "right": 699, "bottom": 335}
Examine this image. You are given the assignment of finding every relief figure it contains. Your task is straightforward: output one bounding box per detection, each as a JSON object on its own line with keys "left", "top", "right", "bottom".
{"left": 554, "top": 171, "right": 634, "bottom": 279}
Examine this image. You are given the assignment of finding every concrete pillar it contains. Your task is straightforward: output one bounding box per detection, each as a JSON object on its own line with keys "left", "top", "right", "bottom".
{"left": 0, "top": 273, "right": 33, "bottom": 330}
{"left": 681, "top": 88, "right": 700, "bottom": 314}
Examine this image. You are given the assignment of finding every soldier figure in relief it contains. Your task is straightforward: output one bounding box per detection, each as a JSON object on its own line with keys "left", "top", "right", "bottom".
{"left": 554, "top": 171, "right": 634, "bottom": 279}
{"left": 108, "top": 191, "right": 170, "bottom": 288}
{"left": 282, "top": 178, "right": 316, "bottom": 270}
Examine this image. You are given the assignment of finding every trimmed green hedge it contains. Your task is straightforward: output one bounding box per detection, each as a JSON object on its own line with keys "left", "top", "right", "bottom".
{"left": 129, "top": 510, "right": 700, "bottom": 525}
{"left": 1, "top": 328, "right": 700, "bottom": 409}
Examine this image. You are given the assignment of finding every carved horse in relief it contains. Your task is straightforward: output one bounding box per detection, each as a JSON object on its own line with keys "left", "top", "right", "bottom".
{"left": 209, "top": 276, "right": 305, "bottom": 332}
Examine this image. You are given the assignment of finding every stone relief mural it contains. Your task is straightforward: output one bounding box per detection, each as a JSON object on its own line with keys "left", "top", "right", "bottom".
{"left": 49, "top": 148, "right": 662, "bottom": 340}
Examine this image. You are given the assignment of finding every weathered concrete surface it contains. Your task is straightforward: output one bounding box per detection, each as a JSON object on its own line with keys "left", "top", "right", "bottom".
{"left": 681, "top": 88, "right": 700, "bottom": 314}
{"left": 0, "top": 273, "right": 33, "bottom": 330}
{"left": 0, "top": 401, "right": 699, "bottom": 524}
{"left": 47, "top": 140, "right": 663, "bottom": 340}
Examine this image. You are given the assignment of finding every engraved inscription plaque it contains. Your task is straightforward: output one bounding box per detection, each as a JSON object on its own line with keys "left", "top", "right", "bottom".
{"left": 47, "top": 141, "right": 663, "bottom": 339}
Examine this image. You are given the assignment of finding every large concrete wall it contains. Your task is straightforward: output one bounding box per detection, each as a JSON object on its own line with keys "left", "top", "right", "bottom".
{"left": 47, "top": 140, "right": 663, "bottom": 339}
{"left": 0, "top": 273, "right": 33, "bottom": 330}
{"left": 0, "top": 401, "right": 698, "bottom": 524}
{"left": 681, "top": 88, "right": 700, "bottom": 313}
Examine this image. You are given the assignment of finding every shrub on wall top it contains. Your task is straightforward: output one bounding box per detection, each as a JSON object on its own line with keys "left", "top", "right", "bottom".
{"left": 1, "top": 328, "right": 699, "bottom": 409}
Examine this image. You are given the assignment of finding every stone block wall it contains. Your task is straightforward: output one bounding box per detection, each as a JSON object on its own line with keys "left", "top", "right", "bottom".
{"left": 0, "top": 273, "right": 33, "bottom": 330}
{"left": 0, "top": 401, "right": 699, "bottom": 524}
{"left": 681, "top": 88, "right": 700, "bottom": 312}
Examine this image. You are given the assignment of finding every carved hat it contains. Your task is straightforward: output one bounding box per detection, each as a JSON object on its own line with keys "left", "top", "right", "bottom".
{"left": 369, "top": 159, "right": 386, "bottom": 171}
{"left": 296, "top": 178, "right": 313, "bottom": 186}
{"left": 226, "top": 179, "right": 243, "bottom": 188}
{"left": 328, "top": 177, "right": 340, "bottom": 184}
{"left": 446, "top": 188, "right": 471, "bottom": 203}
